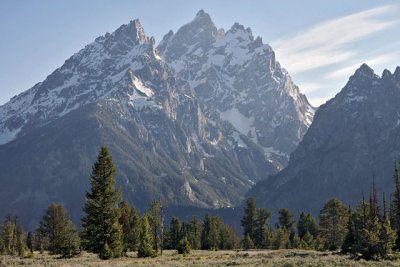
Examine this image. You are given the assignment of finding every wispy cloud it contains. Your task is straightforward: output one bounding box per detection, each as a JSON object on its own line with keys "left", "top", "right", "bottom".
{"left": 272, "top": 5, "right": 399, "bottom": 74}
{"left": 325, "top": 52, "right": 400, "bottom": 80}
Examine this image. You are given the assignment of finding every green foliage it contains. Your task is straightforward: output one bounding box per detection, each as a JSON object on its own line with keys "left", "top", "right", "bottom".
{"left": 300, "top": 231, "right": 315, "bottom": 250}
{"left": 253, "top": 208, "right": 272, "bottom": 249}
{"left": 99, "top": 242, "right": 113, "bottom": 260}
{"left": 391, "top": 163, "right": 400, "bottom": 249}
{"left": 241, "top": 198, "right": 257, "bottom": 242}
{"left": 119, "top": 201, "right": 141, "bottom": 252}
{"left": 242, "top": 234, "right": 255, "bottom": 250}
{"left": 81, "top": 146, "right": 123, "bottom": 259}
{"left": 319, "top": 198, "right": 349, "bottom": 250}
{"left": 37, "top": 203, "right": 80, "bottom": 258}
{"left": 342, "top": 193, "right": 396, "bottom": 260}
{"left": 138, "top": 215, "right": 157, "bottom": 258}
{"left": 147, "top": 201, "right": 161, "bottom": 252}
{"left": 297, "top": 212, "right": 319, "bottom": 239}
{"left": 16, "top": 225, "right": 26, "bottom": 257}
{"left": 177, "top": 237, "right": 191, "bottom": 255}
{"left": 378, "top": 212, "right": 396, "bottom": 259}
{"left": 278, "top": 208, "right": 295, "bottom": 232}
{"left": 0, "top": 215, "right": 25, "bottom": 256}
{"left": 26, "top": 232, "right": 33, "bottom": 253}
{"left": 167, "top": 217, "right": 181, "bottom": 249}
{"left": 273, "top": 227, "right": 290, "bottom": 249}
{"left": 187, "top": 216, "right": 201, "bottom": 250}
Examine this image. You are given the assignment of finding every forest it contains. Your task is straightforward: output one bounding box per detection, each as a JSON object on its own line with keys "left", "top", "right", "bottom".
{"left": 1, "top": 146, "right": 400, "bottom": 263}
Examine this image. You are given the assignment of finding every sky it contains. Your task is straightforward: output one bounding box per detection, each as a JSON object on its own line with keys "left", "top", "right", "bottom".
{"left": 0, "top": 0, "right": 399, "bottom": 107}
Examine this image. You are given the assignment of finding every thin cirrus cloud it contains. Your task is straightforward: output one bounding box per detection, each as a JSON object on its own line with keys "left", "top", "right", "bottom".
{"left": 272, "top": 5, "right": 399, "bottom": 74}
{"left": 271, "top": 4, "right": 400, "bottom": 107}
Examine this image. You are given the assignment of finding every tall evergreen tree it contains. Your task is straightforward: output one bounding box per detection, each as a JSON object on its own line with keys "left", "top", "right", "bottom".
{"left": 147, "top": 201, "right": 161, "bottom": 252}
{"left": 278, "top": 208, "right": 295, "bottom": 247}
{"left": 187, "top": 216, "right": 201, "bottom": 250}
{"left": 167, "top": 217, "right": 182, "bottom": 249}
{"left": 137, "top": 215, "right": 156, "bottom": 258}
{"left": 0, "top": 215, "right": 22, "bottom": 256}
{"left": 391, "top": 162, "right": 400, "bottom": 248}
{"left": 319, "top": 198, "right": 349, "bottom": 250}
{"left": 81, "top": 146, "right": 123, "bottom": 259}
{"left": 278, "top": 208, "right": 295, "bottom": 232}
{"left": 118, "top": 201, "right": 141, "bottom": 253}
{"left": 297, "top": 212, "right": 319, "bottom": 239}
{"left": 37, "top": 203, "right": 80, "bottom": 258}
{"left": 15, "top": 225, "right": 26, "bottom": 257}
{"left": 253, "top": 208, "right": 272, "bottom": 248}
{"left": 26, "top": 231, "right": 34, "bottom": 253}
{"left": 241, "top": 198, "right": 257, "bottom": 243}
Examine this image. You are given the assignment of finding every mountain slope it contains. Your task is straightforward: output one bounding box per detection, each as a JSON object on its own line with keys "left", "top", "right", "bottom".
{"left": 0, "top": 19, "right": 275, "bottom": 228}
{"left": 158, "top": 10, "right": 315, "bottom": 168}
{"left": 249, "top": 64, "right": 400, "bottom": 215}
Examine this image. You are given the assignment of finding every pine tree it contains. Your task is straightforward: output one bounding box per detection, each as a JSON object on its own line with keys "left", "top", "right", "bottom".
{"left": 26, "top": 232, "right": 34, "bottom": 253}
{"left": 208, "top": 217, "right": 221, "bottom": 250}
{"left": 241, "top": 198, "right": 257, "bottom": 243}
{"left": 273, "top": 227, "right": 290, "bottom": 249}
{"left": 167, "top": 217, "right": 182, "bottom": 249}
{"left": 0, "top": 215, "right": 16, "bottom": 255}
{"left": 253, "top": 208, "right": 271, "bottom": 248}
{"left": 81, "top": 146, "right": 123, "bottom": 258}
{"left": 147, "top": 201, "right": 161, "bottom": 252}
{"left": 242, "top": 234, "right": 255, "bottom": 250}
{"left": 119, "top": 201, "right": 141, "bottom": 253}
{"left": 297, "top": 212, "right": 319, "bottom": 239}
{"left": 16, "top": 225, "right": 26, "bottom": 257}
{"left": 378, "top": 193, "right": 396, "bottom": 259}
{"left": 37, "top": 203, "right": 80, "bottom": 258}
{"left": 201, "top": 214, "right": 212, "bottom": 250}
{"left": 177, "top": 237, "right": 191, "bottom": 255}
{"left": 379, "top": 212, "right": 396, "bottom": 259}
{"left": 0, "top": 215, "right": 24, "bottom": 256}
{"left": 391, "top": 162, "right": 400, "bottom": 249}
{"left": 187, "top": 216, "right": 201, "bottom": 250}
{"left": 138, "top": 215, "right": 156, "bottom": 258}
{"left": 319, "top": 198, "right": 349, "bottom": 250}
{"left": 34, "top": 226, "right": 46, "bottom": 253}
{"left": 278, "top": 208, "right": 295, "bottom": 247}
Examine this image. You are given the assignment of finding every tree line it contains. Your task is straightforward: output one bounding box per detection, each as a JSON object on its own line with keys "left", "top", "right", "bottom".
{"left": 1, "top": 146, "right": 400, "bottom": 261}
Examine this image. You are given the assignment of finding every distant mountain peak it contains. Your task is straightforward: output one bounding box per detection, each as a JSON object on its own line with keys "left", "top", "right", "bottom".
{"left": 394, "top": 66, "right": 400, "bottom": 78}
{"left": 354, "top": 63, "right": 377, "bottom": 79}
{"left": 113, "top": 19, "right": 149, "bottom": 44}
{"left": 382, "top": 69, "right": 392, "bottom": 79}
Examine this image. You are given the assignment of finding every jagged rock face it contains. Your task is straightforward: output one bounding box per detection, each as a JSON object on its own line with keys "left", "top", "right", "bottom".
{"left": 158, "top": 10, "right": 314, "bottom": 168}
{"left": 0, "top": 18, "right": 278, "bottom": 228}
{"left": 249, "top": 64, "right": 400, "bottom": 216}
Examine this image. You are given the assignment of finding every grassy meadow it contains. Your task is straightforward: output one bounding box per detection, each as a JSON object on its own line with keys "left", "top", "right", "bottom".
{"left": 2, "top": 250, "right": 400, "bottom": 267}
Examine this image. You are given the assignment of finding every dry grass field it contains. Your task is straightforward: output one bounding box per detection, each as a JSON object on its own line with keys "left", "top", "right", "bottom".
{"left": 2, "top": 250, "right": 400, "bottom": 267}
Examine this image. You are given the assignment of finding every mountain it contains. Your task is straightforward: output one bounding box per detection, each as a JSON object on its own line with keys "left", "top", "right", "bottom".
{"left": 249, "top": 64, "right": 400, "bottom": 216}
{"left": 0, "top": 11, "right": 315, "bottom": 228}
{"left": 0, "top": 17, "right": 278, "bottom": 228}
{"left": 158, "top": 10, "right": 315, "bottom": 169}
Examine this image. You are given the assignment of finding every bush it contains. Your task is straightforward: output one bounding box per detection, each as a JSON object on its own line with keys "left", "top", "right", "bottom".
{"left": 177, "top": 237, "right": 191, "bottom": 255}
{"left": 99, "top": 242, "right": 113, "bottom": 260}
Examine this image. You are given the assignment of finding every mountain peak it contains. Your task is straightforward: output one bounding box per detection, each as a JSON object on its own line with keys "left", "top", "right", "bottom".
{"left": 229, "top": 23, "right": 253, "bottom": 37}
{"left": 382, "top": 69, "right": 392, "bottom": 79}
{"left": 114, "top": 19, "right": 148, "bottom": 44}
{"left": 192, "top": 9, "right": 214, "bottom": 25}
{"left": 354, "top": 63, "right": 376, "bottom": 79}
{"left": 394, "top": 66, "right": 400, "bottom": 79}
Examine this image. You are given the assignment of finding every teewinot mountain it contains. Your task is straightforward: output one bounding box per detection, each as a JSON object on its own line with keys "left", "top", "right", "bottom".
{"left": 0, "top": 11, "right": 313, "bottom": 228}
{"left": 250, "top": 64, "right": 400, "bottom": 216}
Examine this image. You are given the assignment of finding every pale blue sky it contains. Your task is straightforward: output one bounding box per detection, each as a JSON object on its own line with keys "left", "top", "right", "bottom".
{"left": 0, "top": 0, "right": 399, "bottom": 106}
